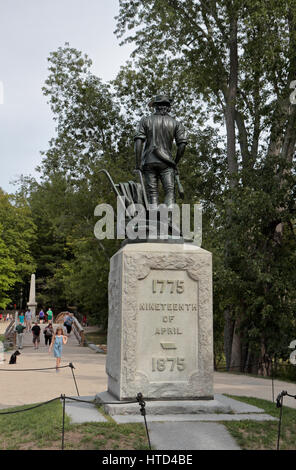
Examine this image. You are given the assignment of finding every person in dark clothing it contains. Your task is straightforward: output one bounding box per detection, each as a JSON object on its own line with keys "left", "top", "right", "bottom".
{"left": 43, "top": 323, "right": 54, "bottom": 346}
{"left": 31, "top": 322, "right": 41, "bottom": 349}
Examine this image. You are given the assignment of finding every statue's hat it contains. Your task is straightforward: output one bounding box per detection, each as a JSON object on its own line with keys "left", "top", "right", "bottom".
{"left": 148, "top": 94, "right": 173, "bottom": 107}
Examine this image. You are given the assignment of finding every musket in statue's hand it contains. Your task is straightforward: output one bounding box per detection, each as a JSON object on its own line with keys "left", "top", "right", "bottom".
{"left": 174, "top": 166, "right": 185, "bottom": 200}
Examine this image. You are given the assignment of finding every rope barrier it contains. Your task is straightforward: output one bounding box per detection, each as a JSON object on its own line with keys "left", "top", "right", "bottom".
{"left": 0, "top": 363, "right": 80, "bottom": 396}
{"left": 3, "top": 349, "right": 295, "bottom": 450}
{"left": 62, "top": 394, "right": 150, "bottom": 450}
{"left": 0, "top": 396, "right": 61, "bottom": 415}
{"left": 0, "top": 392, "right": 151, "bottom": 450}
{"left": 64, "top": 395, "right": 137, "bottom": 405}
{"left": 0, "top": 365, "right": 70, "bottom": 372}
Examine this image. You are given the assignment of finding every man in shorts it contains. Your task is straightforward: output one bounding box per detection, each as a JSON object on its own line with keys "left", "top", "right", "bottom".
{"left": 31, "top": 322, "right": 41, "bottom": 349}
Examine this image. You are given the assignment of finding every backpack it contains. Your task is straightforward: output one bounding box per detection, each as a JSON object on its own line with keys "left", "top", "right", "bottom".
{"left": 16, "top": 324, "right": 24, "bottom": 334}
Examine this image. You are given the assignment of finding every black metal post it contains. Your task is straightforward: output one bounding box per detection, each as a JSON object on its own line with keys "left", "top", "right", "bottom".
{"left": 61, "top": 394, "right": 66, "bottom": 451}
{"left": 276, "top": 391, "right": 287, "bottom": 451}
{"left": 271, "top": 362, "right": 274, "bottom": 403}
{"left": 69, "top": 363, "right": 80, "bottom": 396}
{"left": 277, "top": 396, "right": 283, "bottom": 450}
{"left": 136, "top": 392, "right": 151, "bottom": 450}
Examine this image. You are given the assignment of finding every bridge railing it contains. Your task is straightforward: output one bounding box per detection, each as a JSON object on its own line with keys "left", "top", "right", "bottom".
{"left": 4, "top": 319, "right": 16, "bottom": 346}
{"left": 72, "top": 317, "right": 86, "bottom": 346}
{"left": 55, "top": 312, "right": 85, "bottom": 346}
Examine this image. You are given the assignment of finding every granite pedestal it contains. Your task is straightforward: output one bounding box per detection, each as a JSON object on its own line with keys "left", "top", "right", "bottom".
{"left": 96, "top": 242, "right": 216, "bottom": 414}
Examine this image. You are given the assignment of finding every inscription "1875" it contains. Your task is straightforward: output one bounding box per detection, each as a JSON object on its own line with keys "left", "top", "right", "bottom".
{"left": 152, "top": 357, "right": 186, "bottom": 372}
{"left": 152, "top": 280, "right": 184, "bottom": 294}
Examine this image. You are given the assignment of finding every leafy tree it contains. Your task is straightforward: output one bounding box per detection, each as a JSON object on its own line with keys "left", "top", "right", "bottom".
{"left": 114, "top": 0, "right": 296, "bottom": 370}
{"left": 0, "top": 189, "right": 36, "bottom": 308}
{"left": 0, "top": 223, "right": 16, "bottom": 308}
{"left": 14, "top": 5, "right": 296, "bottom": 370}
{"left": 40, "top": 44, "right": 134, "bottom": 180}
{"left": 18, "top": 45, "right": 133, "bottom": 324}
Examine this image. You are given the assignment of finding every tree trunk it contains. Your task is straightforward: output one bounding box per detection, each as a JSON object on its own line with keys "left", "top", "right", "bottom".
{"left": 224, "top": 308, "right": 234, "bottom": 369}
{"left": 223, "top": 11, "right": 239, "bottom": 367}
{"left": 258, "top": 341, "right": 270, "bottom": 377}
{"left": 230, "top": 317, "right": 242, "bottom": 371}
{"left": 224, "top": 13, "right": 238, "bottom": 185}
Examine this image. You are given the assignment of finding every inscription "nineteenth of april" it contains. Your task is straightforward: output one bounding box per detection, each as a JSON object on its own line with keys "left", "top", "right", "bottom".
{"left": 139, "top": 303, "right": 197, "bottom": 312}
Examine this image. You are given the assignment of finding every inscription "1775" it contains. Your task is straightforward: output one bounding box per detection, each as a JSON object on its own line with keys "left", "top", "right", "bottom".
{"left": 152, "top": 280, "right": 184, "bottom": 294}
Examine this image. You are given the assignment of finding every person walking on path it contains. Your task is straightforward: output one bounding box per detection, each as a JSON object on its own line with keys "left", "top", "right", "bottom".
{"left": 39, "top": 309, "right": 45, "bottom": 324}
{"left": 25, "top": 309, "right": 32, "bottom": 332}
{"left": 46, "top": 308, "right": 53, "bottom": 324}
{"left": 43, "top": 323, "right": 53, "bottom": 346}
{"left": 48, "top": 327, "right": 68, "bottom": 371}
{"left": 63, "top": 313, "right": 74, "bottom": 336}
{"left": 31, "top": 322, "right": 41, "bottom": 349}
{"left": 19, "top": 312, "right": 25, "bottom": 325}
{"left": 15, "top": 322, "right": 26, "bottom": 349}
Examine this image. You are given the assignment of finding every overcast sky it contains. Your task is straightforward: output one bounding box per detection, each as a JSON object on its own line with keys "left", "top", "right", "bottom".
{"left": 0, "top": 0, "right": 133, "bottom": 193}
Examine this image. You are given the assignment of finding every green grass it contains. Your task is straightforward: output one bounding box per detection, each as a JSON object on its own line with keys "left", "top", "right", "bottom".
{"left": 221, "top": 395, "right": 296, "bottom": 450}
{"left": 0, "top": 399, "right": 70, "bottom": 450}
{"left": 0, "top": 400, "right": 149, "bottom": 450}
{"left": 5, "top": 393, "right": 295, "bottom": 451}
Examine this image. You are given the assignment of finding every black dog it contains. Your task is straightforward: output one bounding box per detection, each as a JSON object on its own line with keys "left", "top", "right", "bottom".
{"left": 9, "top": 350, "right": 21, "bottom": 364}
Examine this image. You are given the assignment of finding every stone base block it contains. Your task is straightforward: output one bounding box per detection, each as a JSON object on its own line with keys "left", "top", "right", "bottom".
{"left": 95, "top": 391, "right": 230, "bottom": 416}
{"left": 106, "top": 243, "right": 213, "bottom": 401}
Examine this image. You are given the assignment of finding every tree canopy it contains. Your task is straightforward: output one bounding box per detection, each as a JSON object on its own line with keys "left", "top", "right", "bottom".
{"left": 113, "top": 0, "right": 296, "bottom": 369}
{"left": 0, "top": 189, "right": 36, "bottom": 309}
{"left": 3, "top": 2, "right": 295, "bottom": 372}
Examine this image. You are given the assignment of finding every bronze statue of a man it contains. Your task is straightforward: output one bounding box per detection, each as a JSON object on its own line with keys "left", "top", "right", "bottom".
{"left": 134, "top": 95, "right": 187, "bottom": 208}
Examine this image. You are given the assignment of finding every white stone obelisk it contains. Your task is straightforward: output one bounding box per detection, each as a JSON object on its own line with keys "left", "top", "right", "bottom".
{"left": 27, "top": 274, "right": 37, "bottom": 322}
